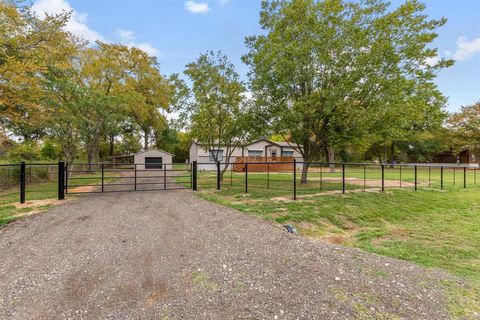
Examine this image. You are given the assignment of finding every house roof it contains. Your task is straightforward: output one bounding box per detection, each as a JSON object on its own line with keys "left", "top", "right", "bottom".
{"left": 247, "top": 138, "right": 302, "bottom": 149}
{"left": 134, "top": 148, "right": 175, "bottom": 157}
{"left": 190, "top": 138, "right": 302, "bottom": 149}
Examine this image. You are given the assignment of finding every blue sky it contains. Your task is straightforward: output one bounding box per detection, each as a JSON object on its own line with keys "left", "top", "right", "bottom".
{"left": 31, "top": 0, "right": 480, "bottom": 112}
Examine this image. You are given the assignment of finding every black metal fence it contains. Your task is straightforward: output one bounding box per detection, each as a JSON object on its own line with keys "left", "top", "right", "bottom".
{"left": 1, "top": 161, "right": 478, "bottom": 204}
{"left": 194, "top": 161, "right": 480, "bottom": 200}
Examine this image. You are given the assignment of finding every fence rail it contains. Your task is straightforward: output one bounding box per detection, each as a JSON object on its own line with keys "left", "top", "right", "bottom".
{"left": 0, "top": 161, "right": 478, "bottom": 204}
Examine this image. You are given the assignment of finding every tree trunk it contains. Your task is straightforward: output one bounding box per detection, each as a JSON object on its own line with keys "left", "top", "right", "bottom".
{"left": 383, "top": 143, "right": 388, "bottom": 164}
{"left": 327, "top": 146, "right": 335, "bottom": 173}
{"left": 109, "top": 135, "right": 115, "bottom": 158}
{"left": 86, "top": 143, "right": 98, "bottom": 172}
{"left": 143, "top": 131, "right": 149, "bottom": 150}
{"left": 300, "top": 161, "right": 310, "bottom": 184}
{"left": 389, "top": 142, "right": 395, "bottom": 167}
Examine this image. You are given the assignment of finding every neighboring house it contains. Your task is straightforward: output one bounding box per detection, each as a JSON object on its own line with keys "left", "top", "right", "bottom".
{"left": 189, "top": 139, "right": 303, "bottom": 170}
{"left": 134, "top": 149, "right": 174, "bottom": 170}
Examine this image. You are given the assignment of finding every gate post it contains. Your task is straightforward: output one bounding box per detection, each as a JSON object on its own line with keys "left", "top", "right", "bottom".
{"left": 58, "top": 161, "right": 65, "bottom": 200}
{"left": 20, "top": 162, "right": 26, "bottom": 204}
{"left": 134, "top": 164, "right": 137, "bottom": 191}
{"left": 342, "top": 164, "right": 346, "bottom": 194}
{"left": 192, "top": 161, "right": 197, "bottom": 191}
{"left": 414, "top": 165, "right": 418, "bottom": 191}
{"left": 164, "top": 164, "right": 167, "bottom": 190}
{"left": 441, "top": 166, "right": 444, "bottom": 190}
{"left": 464, "top": 167, "right": 467, "bottom": 188}
{"left": 293, "top": 159, "right": 297, "bottom": 200}
{"left": 216, "top": 161, "right": 221, "bottom": 190}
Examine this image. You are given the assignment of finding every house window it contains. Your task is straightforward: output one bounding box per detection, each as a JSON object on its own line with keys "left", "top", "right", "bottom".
{"left": 248, "top": 150, "right": 263, "bottom": 157}
{"left": 209, "top": 149, "right": 224, "bottom": 161}
{"left": 271, "top": 150, "right": 277, "bottom": 157}
{"left": 282, "top": 150, "right": 294, "bottom": 157}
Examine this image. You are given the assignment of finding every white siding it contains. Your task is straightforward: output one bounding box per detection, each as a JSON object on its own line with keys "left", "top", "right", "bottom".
{"left": 134, "top": 149, "right": 173, "bottom": 170}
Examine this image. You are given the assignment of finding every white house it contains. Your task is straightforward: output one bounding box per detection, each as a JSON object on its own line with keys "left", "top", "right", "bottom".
{"left": 189, "top": 139, "right": 303, "bottom": 170}
{"left": 134, "top": 149, "right": 174, "bottom": 170}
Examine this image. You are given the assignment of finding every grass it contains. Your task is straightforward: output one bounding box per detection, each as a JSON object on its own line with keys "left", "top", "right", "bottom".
{"left": 190, "top": 170, "right": 480, "bottom": 317}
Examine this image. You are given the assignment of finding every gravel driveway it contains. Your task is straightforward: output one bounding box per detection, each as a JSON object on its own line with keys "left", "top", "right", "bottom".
{"left": 0, "top": 190, "right": 454, "bottom": 319}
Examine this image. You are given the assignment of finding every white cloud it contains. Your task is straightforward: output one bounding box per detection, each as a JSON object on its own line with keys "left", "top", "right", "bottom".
{"left": 32, "top": 0, "right": 104, "bottom": 43}
{"left": 185, "top": 1, "right": 210, "bottom": 14}
{"left": 451, "top": 36, "right": 480, "bottom": 61}
{"left": 425, "top": 55, "right": 440, "bottom": 66}
{"left": 32, "top": 0, "right": 160, "bottom": 57}
{"left": 117, "top": 29, "right": 160, "bottom": 57}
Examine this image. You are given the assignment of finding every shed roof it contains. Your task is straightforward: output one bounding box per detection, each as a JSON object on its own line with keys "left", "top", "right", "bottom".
{"left": 134, "top": 148, "right": 175, "bottom": 157}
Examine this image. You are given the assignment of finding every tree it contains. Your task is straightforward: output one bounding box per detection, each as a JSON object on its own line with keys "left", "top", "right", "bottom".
{"left": 448, "top": 102, "right": 480, "bottom": 153}
{"left": 0, "top": 2, "right": 76, "bottom": 141}
{"left": 124, "top": 47, "right": 170, "bottom": 150}
{"left": 175, "top": 51, "right": 251, "bottom": 178}
{"left": 243, "top": 0, "right": 452, "bottom": 182}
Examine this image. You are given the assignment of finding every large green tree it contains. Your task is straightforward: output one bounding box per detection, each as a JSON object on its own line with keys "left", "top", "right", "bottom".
{"left": 243, "top": 0, "right": 452, "bottom": 182}
{"left": 175, "top": 51, "right": 252, "bottom": 178}
{"left": 0, "top": 1, "right": 77, "bottom": 141}
{"left": 448, "top": 102, "right": 480, "bottom": 154}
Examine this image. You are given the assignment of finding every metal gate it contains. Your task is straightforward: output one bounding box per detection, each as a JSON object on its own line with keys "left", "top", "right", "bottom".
{"left": 65, "top": 162, "right": 192, "bottom": 195}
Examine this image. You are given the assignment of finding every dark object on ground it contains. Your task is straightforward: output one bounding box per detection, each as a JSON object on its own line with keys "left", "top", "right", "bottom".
{"left": 283, "top": 224, "right": 298, "bottom": 234}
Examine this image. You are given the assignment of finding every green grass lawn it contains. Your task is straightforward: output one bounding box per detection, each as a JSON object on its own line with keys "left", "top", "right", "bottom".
{"left": 190, "top": 170, "right": 480, "bottom": 317}
{"left": 178, "top": 166, "right": 480, "bottom": 198}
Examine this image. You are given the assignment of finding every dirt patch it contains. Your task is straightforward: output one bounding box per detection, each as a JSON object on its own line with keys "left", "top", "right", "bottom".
{"left": 68, "top": 185, "right": 97, "bottom": 193}
{"left": 14, "top": 198, "right": 63, "bottom": 209}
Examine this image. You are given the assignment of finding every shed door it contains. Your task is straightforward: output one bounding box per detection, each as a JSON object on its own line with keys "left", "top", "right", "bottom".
{"left": 145, "top": 157, "right": 163, "bottom": 169}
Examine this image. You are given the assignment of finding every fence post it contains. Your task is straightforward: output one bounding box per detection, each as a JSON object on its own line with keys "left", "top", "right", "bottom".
{"left": 428, "top": 166, "right": 431, "bottom": 187}
{"left": 441, "top": 166, "right": 444, "bottom": 190}
{"left": 381, "top": 164, "right": 385, "bottom": 192}
{"left": 134, "top": 164, "right": 137, "bottom": 191}
{"left": 19, "top": 162, "right": 26, "bottom": 204}
{"left": 464, "top": 167, "right": 467, "bottom": 189}
{"left": 320, "top": 164, "right": 323, "bottom": 192}
{"left": 164, "top": 164, "right": 167, "bottom": 190}
{"left": 101, "top": 163, "right": 104, "bottom": 193}
{"left": 267, "top": 162, "right": 270, "bottom": 189}
{"left": 399, "top": 165, "right": 402, "bottom": 188}
{"left": 245, "top": 163, "right": 248, "bottom": 193}
{"left": 475, "top": 168, "right": 477, "bottom": 185}
{"left": 58, "top": 161, "right": 65, "bottom": 201}
{"left": 293, "top": 160, "right": 297, "bottom": 200}
{"left": 342, "top": 164, "right": 346, "bottom": 194}
{"left": 192, "top": 161, "right": 197, "bottom": 191}
{"left": 363, "top": 164, "right": 366, "bottom": 190}
{"left": 414, "top": 165, "right": 418, "bottom": 191}
{"left": 453, "top": 167, "right": 456, "bottom": 186}
{"left": 216, "top": 161, "right": 221, "bottom": 190}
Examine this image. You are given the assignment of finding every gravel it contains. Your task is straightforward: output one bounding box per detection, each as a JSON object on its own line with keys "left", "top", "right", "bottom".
{"left": 0, "top": 189, "right": 454, "bottom": 319}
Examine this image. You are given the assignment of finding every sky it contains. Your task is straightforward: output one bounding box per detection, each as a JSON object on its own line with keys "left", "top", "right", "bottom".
{"left": 30, "top": 0, "right": 480, "bottom": 112}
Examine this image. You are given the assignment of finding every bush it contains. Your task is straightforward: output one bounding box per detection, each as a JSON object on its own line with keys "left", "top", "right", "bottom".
{"left": 7, "top": 142, "right": 40, "bottom": 162}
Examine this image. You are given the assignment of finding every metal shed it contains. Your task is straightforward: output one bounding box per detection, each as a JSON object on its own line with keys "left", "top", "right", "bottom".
{"left": 134, "top": 149, "right": 174, "bottom": 170}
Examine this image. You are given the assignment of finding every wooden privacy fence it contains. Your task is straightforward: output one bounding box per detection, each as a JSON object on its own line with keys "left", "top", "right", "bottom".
{"left": 233, "top": 157, "right": 294, "bottom": 172}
